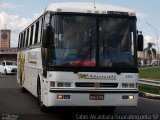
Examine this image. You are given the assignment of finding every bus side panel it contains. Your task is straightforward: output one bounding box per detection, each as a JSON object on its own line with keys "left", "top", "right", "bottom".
{"left": 17, "top": 51, "right": 26, "bottom": 86}
{"left": 26, "top": 48, "right": 43, "bottom": 97}
{"left": 17, "top": 51, "right": 20, "bottom": 84}
{"left": 17, "top": 48, "right": 43, "bottom": 97}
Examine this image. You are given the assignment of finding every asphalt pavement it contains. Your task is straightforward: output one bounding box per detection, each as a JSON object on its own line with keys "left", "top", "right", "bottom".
{"left": 0, "top": 74, "right": 160, "bottom": 120}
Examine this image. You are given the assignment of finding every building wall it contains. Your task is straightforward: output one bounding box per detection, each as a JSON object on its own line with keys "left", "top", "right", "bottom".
{"left": 0, "top": 54, "right": 17, "bottom": 62}
{"left": 0, "top": 29, "right": 10, "bottom": 48}
{"left": 0, "top": 28, "right": 17, "bottom": 62}
{"left": 0, "top": 48, "right": 17, "bottom": 53}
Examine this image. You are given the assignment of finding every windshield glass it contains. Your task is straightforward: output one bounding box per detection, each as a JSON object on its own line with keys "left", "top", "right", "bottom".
{"left": 50, "top": 15, "right": 136, "bottom": 68}
{"left": 50, "top": 15, "right": 96, "bottom": 67}
{"left": 99, "top": 17, "right": 136, "bottom": 68}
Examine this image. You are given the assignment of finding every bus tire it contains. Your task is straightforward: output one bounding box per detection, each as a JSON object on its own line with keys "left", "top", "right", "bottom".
{"left": 37, "top": 80, "right": 49, "bottom": 113}
{"left": 101, "top": 106, "right": 116, "bottom": 113}
{"left": 22, "top": 87, "right": 27, "bottom": 93}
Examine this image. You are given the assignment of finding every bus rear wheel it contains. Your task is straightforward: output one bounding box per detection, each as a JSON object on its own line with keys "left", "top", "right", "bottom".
{"left": 22, "top": 87, "right": 27, "bottom": 93}
{"left": 101, "top": 106, "right": 116, "bottom": 113}
{"left": 37, "top": 80, "right": 49, "bottom": 113}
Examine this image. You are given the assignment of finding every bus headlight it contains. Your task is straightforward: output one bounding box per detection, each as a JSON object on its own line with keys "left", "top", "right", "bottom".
{"left": 64, "top": 82, "right": 71, "bottom": 87}
{"left": 57, "top": 95, "right": 70, "bottom": 100}
{"left": 122, "top": 95, "right": 134, "bottom": 100}
{"left": 57, "top": 82, "right": 72, "bottom": 87}
{"left": 57, "top": 95, "right": 63, "bottom": 99}
{"left": 57, "top": 82, "right": 64, "bottom": 87}
{"left": 122, "top": 83, "right": 135, "bottom": 88}
{"left": 122, "top": 83, "right": 128, "bottom": 88}
{"left": 50, "top": 81, "right": 55, "bottom": 87}
{"left": 128, "top": 95, "right": 134, "bottom": 99}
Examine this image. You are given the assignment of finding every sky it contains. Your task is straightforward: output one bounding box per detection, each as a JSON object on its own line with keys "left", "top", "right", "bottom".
{"left": 0, "top": 0, "right": 160, "bottom": 52}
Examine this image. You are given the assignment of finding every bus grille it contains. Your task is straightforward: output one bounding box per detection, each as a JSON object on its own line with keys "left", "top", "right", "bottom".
{"left": 75, "top": 82, "right": 118, "bottom": 88}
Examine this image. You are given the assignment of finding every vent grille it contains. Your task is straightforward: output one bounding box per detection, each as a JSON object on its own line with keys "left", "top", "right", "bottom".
{"left": 75, "top": 82, "right": 118, "bottom": 88}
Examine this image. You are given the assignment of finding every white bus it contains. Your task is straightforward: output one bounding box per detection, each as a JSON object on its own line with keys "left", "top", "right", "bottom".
{"left": 17, "top": 3, "right": 143, "bottom": 112}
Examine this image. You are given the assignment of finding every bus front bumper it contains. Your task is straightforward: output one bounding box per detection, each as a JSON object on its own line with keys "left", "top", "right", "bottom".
{"left": 47, "top": 89, "right": 139, "bottom": 107}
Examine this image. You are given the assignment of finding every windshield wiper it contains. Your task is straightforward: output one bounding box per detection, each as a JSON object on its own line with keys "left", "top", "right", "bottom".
{"left": 78, "top": 47, "right": 92, "bottom": 66}
{"left": 103, "top": 45, "right": 118, "bottom": 67}
{"left": 78, "top": 28, "right": 93, "bottom": 66}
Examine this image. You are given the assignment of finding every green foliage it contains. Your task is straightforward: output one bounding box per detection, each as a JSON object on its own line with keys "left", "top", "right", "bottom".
{"left": 139, "top": 67, "right": 160, "bottom": 80}
{"left": 138, "top": 84, "right": 160, "bottom": 95}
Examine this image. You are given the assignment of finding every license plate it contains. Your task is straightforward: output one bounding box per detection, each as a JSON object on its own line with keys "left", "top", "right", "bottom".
{"left": 89, "top": 93, "right": 104, "bottom": 100}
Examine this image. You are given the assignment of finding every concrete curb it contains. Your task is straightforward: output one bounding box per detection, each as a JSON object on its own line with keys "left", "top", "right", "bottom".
{"left": 139, "top": 79, "right": 160, "bottom": 87}
{"left": 139, "top": 92, "right": 160, "bottom": 100}
{"left": 138, "top": 78, "right": 160, "bottom": 100}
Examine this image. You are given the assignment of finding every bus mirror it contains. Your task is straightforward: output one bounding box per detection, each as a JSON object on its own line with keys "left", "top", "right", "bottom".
{"left": 42, "top": 26, "right": 52, "bottom": 48}
{"left": 42, "top": 28, "right": 48, "bottom": 48}
{"left": 137, "top": 35, "right": 143, "bottom": 51}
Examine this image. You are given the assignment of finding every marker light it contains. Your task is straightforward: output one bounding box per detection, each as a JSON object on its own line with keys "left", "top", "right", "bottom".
{"left": 95, "top": 10, "right": 99, "bottom": 14}
{"left": 50, "top": 81, "right": 55, "bottom": 87}
{"left": 122, "top": 95, "right": 134, "bottom": 100}
{"left": 64, "top": 95, "right": 70, "bottom": 99}
{"left": 129, "top": 12, "right": 136, "bottom": 16}
{"left": 87, "top": 10, "right": 92, "bottom": 13}
{"left": 57, "top": 82, "right": 64, "bottom": 87}
{"left": 57, "top": 95, "right": 63, "bottom": 99}
{"left": 102, "top": 11, "right": 107, "bottom": 14}
{"left": 57, "top": 95, "right": 70, "bottom": 100}
{"left": 64, "top": 82, "right": 71, "bottom": 87}
{"left": 57, "top": 82, "right": 72, "bottom": 87}
{"left": 129, "top": 95, "right": 134, "bottom": 100}
{"left": 57, "top": 8, "right": 62, "bottom": 12}
{"left": 107, "top": 11, "right": 129, "bottom": 16}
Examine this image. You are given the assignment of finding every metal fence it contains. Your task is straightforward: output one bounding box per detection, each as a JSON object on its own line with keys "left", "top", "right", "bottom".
{"left": 138, "top": 79, "right": 160, "bottom": 87}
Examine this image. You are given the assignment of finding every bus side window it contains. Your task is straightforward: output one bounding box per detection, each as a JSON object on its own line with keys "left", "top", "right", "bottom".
{"left": 20, "top": 33, "right": 24, "bottom": 48}
{"left": 18, "top": 34, "right": 21, "bottom": 49}
{"left": 28, "top": 28, "right": 31, "bottom": 47}
{"left": 34, "top": 21, "right": 39, "bottom": 44}
{"left": 23, "top": 31, "right": 26, "bottom": 48}
{"left": 25, "top": 28, "right": 29, "bottom": 47}
{"left": 29, "top": 25, "right": 34, "bottom": 46}
{"left": 38, "top": 18, "right": 42, "bottom": 43}
{"left": 40, "top": 17, "right": 43, "bottom": 42}
{"left": 32, "top": 24, "right": 36, "bottom": 45}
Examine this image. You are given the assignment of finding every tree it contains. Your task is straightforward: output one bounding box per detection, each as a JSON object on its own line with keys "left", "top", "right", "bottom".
{"left": 144, "top": 42, "right": 156, "bottom": 64}
{"left": 152, "top": 48, "right": 157, "bottom": 59}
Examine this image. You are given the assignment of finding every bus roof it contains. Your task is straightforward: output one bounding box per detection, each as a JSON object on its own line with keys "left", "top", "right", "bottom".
{"left": 47, "top": 2, "right": 136, "bottom": 16}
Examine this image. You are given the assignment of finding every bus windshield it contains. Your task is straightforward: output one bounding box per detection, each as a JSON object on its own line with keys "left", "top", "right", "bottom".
{"left": 51, "top": 15, "right": 96, "bottom": 66}
{"left": 99, "top": 17, "right": 136, "bottom": 67}
{"left": 50, "top": 15, "right": 136, "bottom": 68}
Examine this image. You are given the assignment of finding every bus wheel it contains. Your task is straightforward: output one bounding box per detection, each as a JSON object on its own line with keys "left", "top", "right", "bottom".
{"left": 22, "top": 87, "right": 27, "bottom": 93}
{"left": 37, "top": 81, "right": 49, "bottom": 113}
{"left": 101, "top": 106, "right": 116, "bottom": 113}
